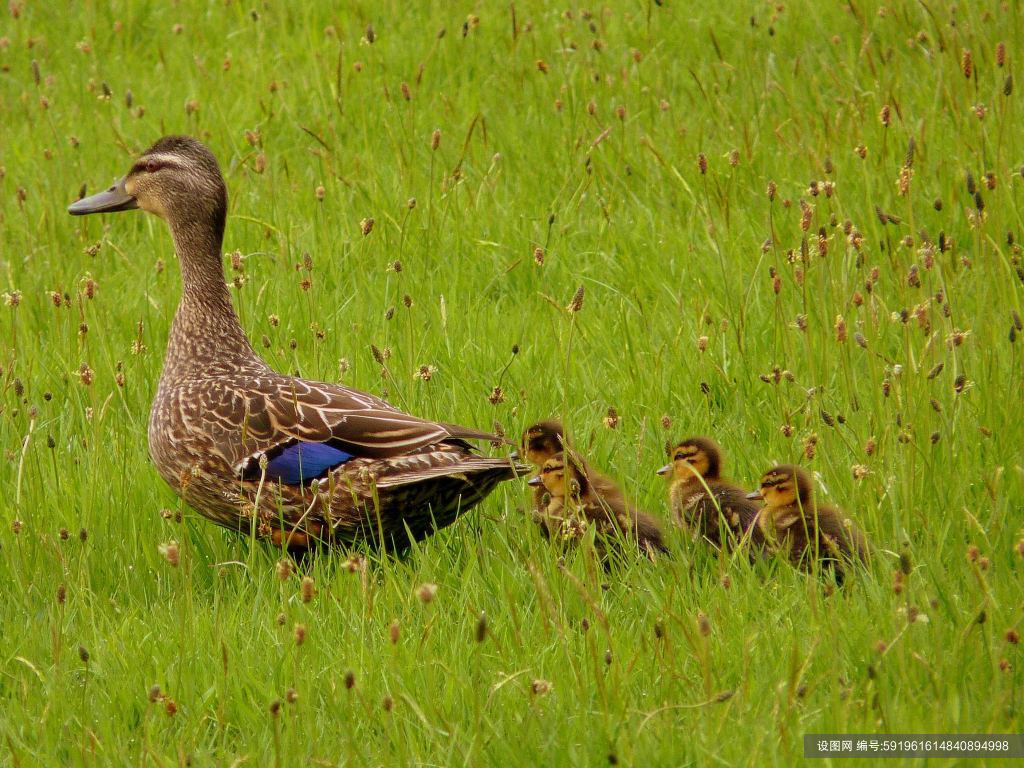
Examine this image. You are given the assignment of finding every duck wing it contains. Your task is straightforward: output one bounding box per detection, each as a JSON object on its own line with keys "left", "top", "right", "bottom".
{"left": 185, "top": 373, "right": 503, "bottom": 476}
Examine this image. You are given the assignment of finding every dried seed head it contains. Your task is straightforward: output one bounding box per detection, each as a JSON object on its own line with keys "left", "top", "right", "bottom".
{"left": 414, "top": 364, "right": 436, "bottom": 381}
{"left": 697, "top": 153, "right": 707, "bottom": 175}
{"left": 697, "top": 612, "right": 711, "bottom": 637}
{"left": 879, "top": 104, "right": 891, "bottom": 127}
{"left": 475, "top": 611, "right": 488, "bottom": 643}
{"left": 487, "top": 386, "right": 504, "bottom": 405}
{"left": 286, "top": 688, "right": 298, "bottom": 704}
{"left": 417, "top": 583, "right": 438, "bottom": 603}
{"left": 56, "top": 584, "right": 66, "bottom": 604}
{"left": 275, "top": 559, "right": 292, "bottom": 581}
{"left": 300, "top": 576, "right": 315, "bottom": 603}
{"left": 159, "top": 540, "right": 179, "bottom": 567}
{"left": 269, "top": 699, "right": 281, "bottom": 717}
{"left": 315, "top": 184, "right": 325, "bottom": 201}
{"left": 766, "top": 180, "right": 777, "bottom": 201}
{"left": 604, "top": 407, "right": 619, "bottom": 429}
{"left": 148, "top": 684, "right": 162, "bottom": 703}
{"left": 389, "top": 619, "right": 400, "bottom": 645}
{"left": 294, "top": 623, "right": 307, "bottom": 646}
{"left": 531, "top": 679, "right": 552, "bottom": 696}
{"left": 344, "top": 670, "right": 356, "bottom": 689}
{"left": 566, "top": 285, "right": 585, "bottom": 313}
{"left": 533, "top": 246, "right": 545, "bottom": 265}
{"left": 803, "top": 434, "right": 818, "bottom": 460}
{"left": 834, "top": 315, "right": 847, "bottom": 343}
{"left": 360, "top": 217, "right": 374, "bottom": 236}
{"left": 961, "top": 48, "right": 973, "bottom": 79}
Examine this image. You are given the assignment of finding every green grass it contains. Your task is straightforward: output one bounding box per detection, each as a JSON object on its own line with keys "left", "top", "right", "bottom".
{"left": 2, "top": 1, "right": 1023, "bottom": 765}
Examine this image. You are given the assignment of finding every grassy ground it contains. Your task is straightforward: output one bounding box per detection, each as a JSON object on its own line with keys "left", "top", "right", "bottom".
{"left": 2, "top": 1, "right": 1023, "bottom": 765}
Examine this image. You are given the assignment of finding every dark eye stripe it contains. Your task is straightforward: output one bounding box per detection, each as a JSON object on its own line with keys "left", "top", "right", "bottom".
{"left": 132, "top": 159, "right": 168, "bottom": 174}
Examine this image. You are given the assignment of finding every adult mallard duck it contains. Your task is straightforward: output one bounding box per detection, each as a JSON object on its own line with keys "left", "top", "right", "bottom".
{"left": 656, "top": 436, "right": 765, "bottom": 558}
{"left": 747, "top": 465, "right": 869, "bottom": 583}
{"left": 69, "top": 136, "right": 524, "bottom": 550}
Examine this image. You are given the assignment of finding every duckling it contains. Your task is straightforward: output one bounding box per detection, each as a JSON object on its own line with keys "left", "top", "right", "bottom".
{"left": 747, "top": 465, "right": 869, "bottom": 582}
{"left": 528, "top": 452, "right": 667, "bottom": 558}
{"left": 518, "top": 420, "right": 626, "bottom": 537}
{"left": 656, "top": 437, "right": 765, "bottom": 556}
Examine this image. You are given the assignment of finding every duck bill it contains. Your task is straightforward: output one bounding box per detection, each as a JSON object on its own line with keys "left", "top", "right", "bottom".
{"left": 527, "top": 476, "right": 542, "bottom": 487}
{"left": 746, "top": 491, "right": 763, "bottom": 501}
{"left": 68, "top": 177, "right": 138, "bottom": 215}
{"left": 656, "top": 464, "right": 671, "bottom": 476}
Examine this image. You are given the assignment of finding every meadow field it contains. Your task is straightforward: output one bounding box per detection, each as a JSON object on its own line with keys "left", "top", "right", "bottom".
{"left": 2, "top": 0, "right": 1023, "bottom": 764}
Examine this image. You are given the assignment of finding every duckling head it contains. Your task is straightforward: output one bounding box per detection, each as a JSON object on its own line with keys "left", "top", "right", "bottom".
{"left": 527, "top": 452, "right": 587, "bottom": 499}
{"left": 657, "top": 436, "right": 721, "bottom": 482}
{"left": 517, "top": 420, "right": 566, "bottom": 466}
{"left": 69, "top": 136, "right": 227, "bottom": 238}
{"left": 748, "top": 464, "right": 813, "bottom": 509}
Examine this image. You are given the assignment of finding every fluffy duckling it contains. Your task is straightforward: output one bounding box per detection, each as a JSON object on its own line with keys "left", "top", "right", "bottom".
{"left": 657, "top": 437, "right": 765, "bottom": 556}
{"left": 520, "top": 421, "right": 622, "bottom": 505}
{"left": 748, "top": 465, "right": 869, "bottom": 582}
{"left": 529, "top": 453, "right": 667, "bottom": 558}
{"left": 518, "top": 420, "right": 626, "bottom": 531}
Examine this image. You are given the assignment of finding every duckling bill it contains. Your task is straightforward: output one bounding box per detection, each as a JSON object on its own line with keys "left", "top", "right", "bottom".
{"left": 749, "top": 465, "right": 869, "bottom": 582}
{"left": 658, "top": 436, "right": 765, "bottom": 557}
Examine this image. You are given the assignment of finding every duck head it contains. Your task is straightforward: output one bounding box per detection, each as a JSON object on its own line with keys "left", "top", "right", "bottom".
{"left": 657, "top": 436, "right": 721, "bottom": 481}
{"left": 516, "top": 420, "right": 566, "bottom": 466}
{"left": 747, "top": 464, "right": 813, "bottom": 508}
{"left": 69, "top": 136, "right": 227, "bottom": 238}
{"left": 527, "top": 452, "right": 587, "bottom": 499}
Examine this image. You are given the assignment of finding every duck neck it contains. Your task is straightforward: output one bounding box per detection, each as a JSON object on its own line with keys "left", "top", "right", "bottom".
{"left": 161, "top": 213, "right": 257, "bottom": 382}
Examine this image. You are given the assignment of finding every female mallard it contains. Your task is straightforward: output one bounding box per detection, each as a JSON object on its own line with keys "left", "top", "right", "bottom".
{"left": 69, "top": 136, "right": 523, "bottom": 550}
